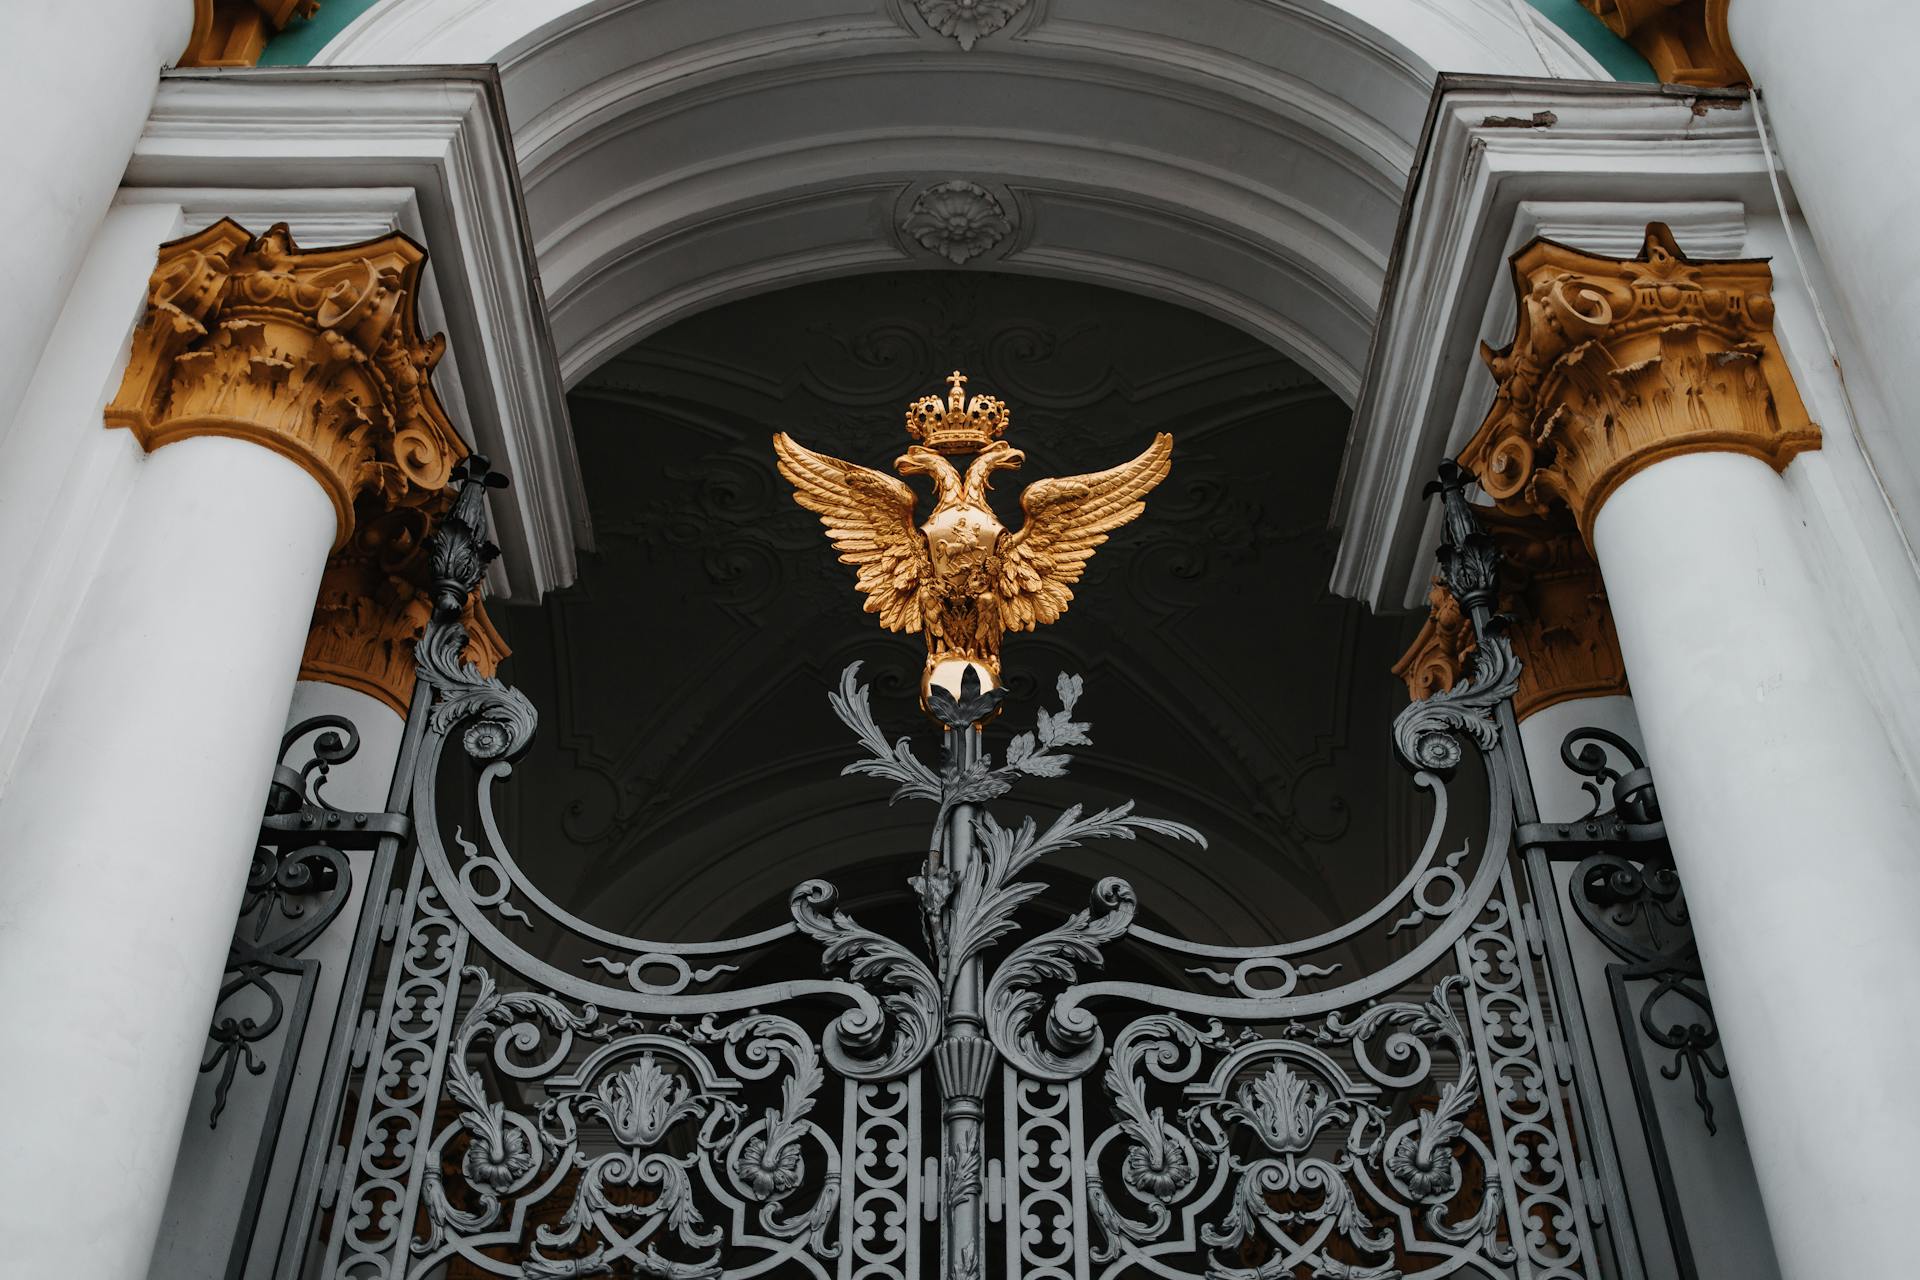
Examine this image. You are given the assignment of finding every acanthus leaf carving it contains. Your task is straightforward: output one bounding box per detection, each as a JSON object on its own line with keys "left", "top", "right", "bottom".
{"left": 911, "top": 0, "right": 1031, "bottom": 51}
{"left": 1395, "top": 506, "right": 1627, "bottom": 719}
{"left": 301, "top": 490, "right": 509, "bottom": 715}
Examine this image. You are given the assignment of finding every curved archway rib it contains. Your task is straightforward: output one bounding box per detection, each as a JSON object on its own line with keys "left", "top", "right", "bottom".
{"left": 310, "top": 0, "right": 1606, "bottom": 398}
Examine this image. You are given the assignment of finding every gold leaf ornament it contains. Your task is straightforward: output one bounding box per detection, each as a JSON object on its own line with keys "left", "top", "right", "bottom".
{"left": 773, "top": 371, "right": 1172, "bottom": 708}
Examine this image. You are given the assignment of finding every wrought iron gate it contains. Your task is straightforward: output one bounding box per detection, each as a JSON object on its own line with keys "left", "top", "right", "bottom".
{"left": 268, "top": 459, "right": 1642, "bottom": 1279}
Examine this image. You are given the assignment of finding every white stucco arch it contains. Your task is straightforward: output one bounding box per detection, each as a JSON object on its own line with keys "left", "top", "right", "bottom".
{"left": 314, "top": 0, "right": 1605, "bottom": 398}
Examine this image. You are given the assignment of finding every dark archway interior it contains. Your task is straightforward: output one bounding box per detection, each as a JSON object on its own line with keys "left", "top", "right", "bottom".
{"left": 484, "top": 271, "right": 1428, "bottom": 968}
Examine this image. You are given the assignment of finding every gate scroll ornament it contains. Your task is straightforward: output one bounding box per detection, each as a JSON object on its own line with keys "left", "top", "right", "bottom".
{"left": 290, "top": 384, "right": 1627, "bottom": 1279}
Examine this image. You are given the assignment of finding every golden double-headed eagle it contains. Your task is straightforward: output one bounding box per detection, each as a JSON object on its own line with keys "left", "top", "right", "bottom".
{"left": 773, "top": 371, "right": 1172, "bottom": 701}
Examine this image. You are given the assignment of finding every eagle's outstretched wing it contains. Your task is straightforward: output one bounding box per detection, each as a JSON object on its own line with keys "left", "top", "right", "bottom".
{"left": 773, "top": 433, "right": 928, "bottom": 633}
{"left": 998, "top": 432, "right": 1174, "bottom": 632}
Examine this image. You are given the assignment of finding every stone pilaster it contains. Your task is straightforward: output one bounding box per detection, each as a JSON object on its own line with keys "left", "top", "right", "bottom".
{"left": 1394, "top": 509, "right": 1627, "bottom": 719}
{"left": 1460, "top": 222, "right": 1818, "bottom": 546}
{"left": 107, "top": 219, "right": 466, "bottom": 551}
{"left": 1576, "top": 0, "right": 1748, "bottom": 87}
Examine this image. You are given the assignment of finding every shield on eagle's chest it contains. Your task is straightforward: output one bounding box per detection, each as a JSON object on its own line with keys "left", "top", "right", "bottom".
{"left": 922, "top": 503, "right": 1004, "bottom": 589}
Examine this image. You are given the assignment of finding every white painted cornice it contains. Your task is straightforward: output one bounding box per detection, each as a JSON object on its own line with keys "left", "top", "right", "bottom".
{"left": 1330, "top": 78, "right": 1772, "bottom": 613}
{"left": 123, "top": 67, "right": 588, "bottom": 601}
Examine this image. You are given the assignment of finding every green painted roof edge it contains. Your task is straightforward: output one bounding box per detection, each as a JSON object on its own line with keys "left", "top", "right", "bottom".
{"left": 258, "top": 0, "right": 382, "bottom": 66}
{"left": 1525, "top": 0, "right": 1659, "bottom": 82}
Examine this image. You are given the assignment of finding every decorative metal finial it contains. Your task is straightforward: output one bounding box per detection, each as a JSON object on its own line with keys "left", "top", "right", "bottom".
{"left": 427, "top": 455, "right": 508, "bottom": 617}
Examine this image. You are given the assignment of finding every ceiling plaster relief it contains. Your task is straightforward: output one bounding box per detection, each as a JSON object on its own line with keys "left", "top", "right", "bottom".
{"left": 499, "top": 273, "right": 1423, "bottom": 962}
{"left": 908, "top": 0, "right": 1034, "bottom": 50}
{"left": 895, "top": 180, "right": 1020, "bottom": 265}
{"left": 304, "top": 0, "right": 1602, "bottom": 408}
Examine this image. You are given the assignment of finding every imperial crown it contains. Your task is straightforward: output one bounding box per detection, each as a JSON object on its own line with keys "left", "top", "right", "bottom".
{"left": 905, "top": 370, "right": 1010, "bottom": 454}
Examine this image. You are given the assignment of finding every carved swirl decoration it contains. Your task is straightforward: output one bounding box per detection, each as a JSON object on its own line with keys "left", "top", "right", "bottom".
{"left": 107, "top": 219, "right": 467, "bottom": 550}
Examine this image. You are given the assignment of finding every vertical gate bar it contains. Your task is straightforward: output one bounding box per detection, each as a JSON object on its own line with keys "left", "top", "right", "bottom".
{"left": 938, "top": 724, "right": 989, "bottom": 1280}
{"left": 838, "top": 1078, "right": 858, "bottom": 1280}
{"left": 1001, "top": 1066, "right": 1021, "bottom": 1280}
{"left": 1439, "top": 454, "right": 1649, "bottom": 1280}
{"left": 1503, "top": 692, "right": 1650, "bottom": 1280}
{"left": 909, "top": 1070, "right": 925, "bottom": 1280}
{"left": 275, "top": 676, "right": 434, "bottom": 1279}
{"left": 1067, "top": 1078, "right": 1089, "bottom": 1280}
{"left": 379, "top": 929, "right": 469, "bottom": 1279}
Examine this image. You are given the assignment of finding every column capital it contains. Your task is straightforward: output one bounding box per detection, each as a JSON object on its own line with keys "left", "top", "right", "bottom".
{"left": 106, "top": 219, "right": 467, "bottom": 550}
{"left": 1576, "top": 0, "right": 1748, "bottom": 87}
{"left": 1460, "top": 222, "right": 1818, "bottom": 546}
{"left": 180, "top": 1, "right": 317, "bottom": 68}
{"left": 1395, "top": 510, "right": 1628, "bottom": 719}
{"left": 301, "top": 498, "right": 510, "bottom": 716}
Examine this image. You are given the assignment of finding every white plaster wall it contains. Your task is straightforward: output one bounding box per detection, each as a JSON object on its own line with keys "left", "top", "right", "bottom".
{"left": 0, "top": 5, "right": 188, "bottom": 445}
{"left": 1731, "top": 0, "right": 1920, "bottom": 560}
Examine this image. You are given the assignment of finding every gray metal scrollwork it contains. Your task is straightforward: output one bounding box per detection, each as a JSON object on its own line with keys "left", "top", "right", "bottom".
{"left": 280, "top": 459, "right": 1633, "bottom": 1278}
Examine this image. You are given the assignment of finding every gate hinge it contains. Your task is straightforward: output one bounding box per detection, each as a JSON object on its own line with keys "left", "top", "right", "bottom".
{"left": 320, "top": 1143, "right": 347, "bottom": 1211}
{"left": 1546, "top": 1023, "right": 1574, "bottom": 1084}
{"left": 1518, "top": 902, "right": 1546, "bottom": 957}
{"left": 350, "top": 1008, "right": 377, "bottom": 1070}
{"left": 987, "top": 1158, "right": 1004, "bottom": 1223}
{"left": 1580, "top": 1159, "right": 1607, "bottom": 1226}
{"left": 379, "top": 887, "right": 406, "bottom": 943}
{"left": 922, "top": 1156, "right": 941, "bottom": 1221}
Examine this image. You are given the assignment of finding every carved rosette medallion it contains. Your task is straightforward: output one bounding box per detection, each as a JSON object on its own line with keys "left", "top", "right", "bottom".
{"left": 900, "top": 181, "right": 1015, "bottom": 265}
{"left": 107, "top": 219, "right": 466, "bottom": 551}
{"left": 1576, "top": 0, "right": 1748, "bottom": 87}
{"left": 1395, "top": 510, "right": 1628, "bottom": 719}
{"left": 1460, "top": 223, "right": 1818, "bottom": 548}
{"left": 912, "top": 0, "right": 1030, "bottom": 51}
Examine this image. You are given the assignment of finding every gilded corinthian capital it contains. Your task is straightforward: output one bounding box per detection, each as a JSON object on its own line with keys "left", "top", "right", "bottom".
{"left": 1395, "top": 509, "right": 1628, "bottom": 719}
{"left": 1459, "top": 223, "right": 1818, "bottom": 546}
{"left": 301, "top": 497, "right": 509, "bottom": 715}
{"left": 107, "top": 219, "right": 467, "bottom": 550}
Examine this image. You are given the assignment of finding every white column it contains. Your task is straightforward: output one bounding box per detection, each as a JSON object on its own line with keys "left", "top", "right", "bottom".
{"left": 0, "top": 3, "right": 191, "bottom": 439}
{"left": 0, "top": 436, "right": 335, "bottom": 1280}
{"left": 1592, "top": 449, "right": 1920, "bottom": 1279}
